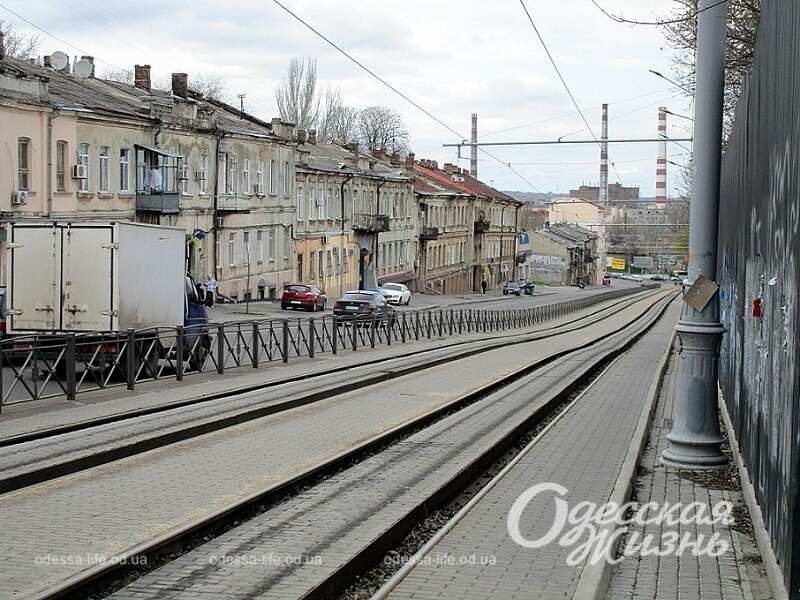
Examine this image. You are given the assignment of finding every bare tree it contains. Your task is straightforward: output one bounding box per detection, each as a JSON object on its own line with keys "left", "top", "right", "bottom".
{"left": 357, "top": 105, "right": 410, "bottom": 153}
{"left": 660, "top": 0, "right": 760, "bottom": 138}
{"left": 0, "top": 19, "right": 40, "bottom": 60}
{"left": 318, "top": 89, "right": 360, "bottom": 144}
{"left": 102, "top": 68, "right": 134, "bottom": 84}
{"left": 147, "top": 72, "right": 227, "bottom": 101}
{"left": 275, "top": 57, "right": 320, "bottom": 130}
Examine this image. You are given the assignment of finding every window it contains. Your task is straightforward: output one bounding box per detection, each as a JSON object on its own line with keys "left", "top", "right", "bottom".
{"left": 228, "top": 232, "right": 236, "bottom": 267}
{"left": 283, "top": 161, "right": 290, "bottom": 196}
{"left": 297, "top": 187, "right": 305, "bottom": 221}
{"left": 256, "top": 230, "right": 264, "bottom": 261}
{"left": 256, "top": 160, "right": 264, "bottom": 194}
{"left": 317, "top": 189, "right": 325, "bottom": 220}
{"left": 243, "top": 159, "right": 251, "bottom": 194}
{"left": 333, "top": 248, "right": 340, "bottom": 275}
{"left": 225, "top": 155, "right": 237, "bottom": 194}
{"left": 242, "top": 231, "right": 250, "bottom": 265}
{"left": 181, "top": 158, "right": 191, "bottom": 194}
{"left": 17, "top": 138, "right": 30, "bottom": 191}
{"left": 269, "top": 159, "right": 276, "bottom": 194}
{"left": 268, "top": 228, "right": 275, "bottom": 260}
{"left": 56, "top": 141, "right": 67, "bottom": 191}
{"left": 99, "top": 146, "right": 110, "bottom": 192}
{"left": 78, "top": 143, "right": 89, "bottom": 192}
{"left": 199, "top": 151, "right": 209, "bottom": 195}
{"left": 119, "top": 148, "right": 130, "bottom": 192}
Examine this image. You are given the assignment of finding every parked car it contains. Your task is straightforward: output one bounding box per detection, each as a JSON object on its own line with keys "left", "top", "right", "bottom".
{"left": 333, "top": 290, "right": 396, "bottom": 322}
{"left": 380, "top": 282, "right": 412, "bottom": 305}
{"left": 503, "top": 282, "right": 522, "bottom": 296}
{"left": 518, "top": 279, "right": 535, "bottom": 295}
{"left": 650, "top": 274, "right": 666, "bottom": 281}
{"left": 281, "top": 284, "right": 327, "bottom": 311}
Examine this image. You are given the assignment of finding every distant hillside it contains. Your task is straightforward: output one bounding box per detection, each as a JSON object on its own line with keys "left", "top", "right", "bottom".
{"left": 503, "top": 191, "right": 560, "bottom": 203}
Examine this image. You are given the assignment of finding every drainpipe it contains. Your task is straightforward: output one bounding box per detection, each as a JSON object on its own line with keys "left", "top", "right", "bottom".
{"left": 211, "top": 132, "right": 222, "bottom": 282}
{"left": 46, "top": 107, "right": 59, "bottom": 218}
{"left": 374, "top": 180, "right": 384, "bottom": 286}
{"left": 339, "top": 173, "right": 354, "bottom": 297}
{"left": 512, "top": 204, "right": 520, "bottom": 281}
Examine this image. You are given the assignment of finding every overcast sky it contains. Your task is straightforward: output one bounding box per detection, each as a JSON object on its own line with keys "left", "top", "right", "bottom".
{"left": 4, "top": 0, "right": 694, "bottom": 196}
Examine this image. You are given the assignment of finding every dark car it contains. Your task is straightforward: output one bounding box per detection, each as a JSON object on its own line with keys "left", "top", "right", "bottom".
{"left": 518, "top": 279, "right": 535, "bottom": 295}
{"left": 281, "top": 284, "right": 327, "bottom": 311}
{"left": 333, "top": 290, "right": 395, "bottom": 322}
{"left": 503, "top": 282, "right": 522, "bottom": 296}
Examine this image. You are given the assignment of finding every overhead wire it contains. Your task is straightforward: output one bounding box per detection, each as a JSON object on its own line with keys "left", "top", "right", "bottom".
{"left": 517, "top": 0, "right": 624, "bottom": 184}
{"left": 270, "top": 0, "right": 541, "bottom": 191}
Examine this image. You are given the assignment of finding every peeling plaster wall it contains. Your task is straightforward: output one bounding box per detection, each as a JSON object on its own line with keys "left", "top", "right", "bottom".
{"left": 717, "top": 2, "right": 800, "bottom": 594}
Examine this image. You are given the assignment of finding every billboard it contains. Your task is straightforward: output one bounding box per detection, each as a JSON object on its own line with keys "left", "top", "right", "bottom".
{"left": 632, "top": 255, "right": 654, "bottom": 269}
{"left": 606, "top": 256, "right": 626, "bottom": 270}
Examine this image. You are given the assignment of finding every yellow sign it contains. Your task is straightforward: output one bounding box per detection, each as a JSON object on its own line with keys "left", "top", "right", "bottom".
{"left": 609, "top": 257, "right": 626, "bottom": 270}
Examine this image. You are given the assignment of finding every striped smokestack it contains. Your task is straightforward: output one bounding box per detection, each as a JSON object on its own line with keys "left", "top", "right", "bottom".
{"left": 599, "top": 103, "right": 608, "bottom": 204}
{"left": 470, "top": 113, "right": 478, "bottom": 178}
{"left": 656, "top": 106, "right": 667, "bottom": 208}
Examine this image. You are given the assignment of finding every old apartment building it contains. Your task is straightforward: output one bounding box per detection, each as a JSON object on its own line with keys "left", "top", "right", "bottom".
{"left": 294, "top": 137, "right": 415, "bottom": 298}
{"left": 412, "top": 159, "right": 521, "bottom": 293}
{"left": 0, "top": 52, "right": 298, "bottom": 300}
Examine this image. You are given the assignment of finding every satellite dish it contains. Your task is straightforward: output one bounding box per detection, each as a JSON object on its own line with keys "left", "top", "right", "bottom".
{"left": 50, "top": 51, "right": 69, "bottom": 71}
{"left": 74, "top": 59, "right": 93, "bottom": 78}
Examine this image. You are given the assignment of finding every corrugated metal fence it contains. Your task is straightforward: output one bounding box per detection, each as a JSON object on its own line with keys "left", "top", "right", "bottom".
{"left": 718, "top": 1, "right": 800, "bottom": 596}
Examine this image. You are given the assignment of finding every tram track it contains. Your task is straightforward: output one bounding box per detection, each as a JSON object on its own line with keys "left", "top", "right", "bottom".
{"left": 8, "top": 290, "right": 677, "bottom": 600}
{"left": 0, "top": 289, "right": 661, "bottom": 495}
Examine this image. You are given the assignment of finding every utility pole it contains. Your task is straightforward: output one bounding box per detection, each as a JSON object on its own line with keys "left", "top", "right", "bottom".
{"left": 470, "top": 113, "right": 478, "bottom": 178}
{"left": 661, "top": 0, "right": 728, "bottom": 468}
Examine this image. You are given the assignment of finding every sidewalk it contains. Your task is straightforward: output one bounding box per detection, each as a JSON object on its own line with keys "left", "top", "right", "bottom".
{"left": 605, "top": 351, "right": 772, "bottom": 599}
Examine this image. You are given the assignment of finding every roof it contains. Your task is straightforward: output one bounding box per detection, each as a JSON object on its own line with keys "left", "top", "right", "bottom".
{"left": 297, "top": 142, "right": 412, "bottom": 183}
{"left": 550, "top": 196, "right": 604, "bottom": 209}
{"left": 534, "top": 223, "right": 597, "bottom": 247}
{"left": 0, "top": 57, "right": 279, "bottom": 140}
{"left": 412, "top": 161, "right": 520, "bottom": 204}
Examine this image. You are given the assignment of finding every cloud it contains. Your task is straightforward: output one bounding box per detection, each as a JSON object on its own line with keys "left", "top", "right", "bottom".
{"left": 4, "top": 0, "right": 691, "bottom": 195}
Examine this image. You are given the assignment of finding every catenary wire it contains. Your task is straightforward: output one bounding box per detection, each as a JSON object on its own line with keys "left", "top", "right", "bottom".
{"left": 589, "top": 0, "right": 729, "bottom": 26}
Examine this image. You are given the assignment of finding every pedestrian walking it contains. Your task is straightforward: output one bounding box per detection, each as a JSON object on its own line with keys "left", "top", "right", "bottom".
{"left": 204, "top": 274, "right": 218, "bottom": 308}
{"left": 481, "top": 278, "right": 487, "bottom": 295}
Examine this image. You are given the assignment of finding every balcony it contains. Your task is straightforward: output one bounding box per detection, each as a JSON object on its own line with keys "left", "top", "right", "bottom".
{"left": 419, "top": 226, "right": 441, "bottom": 240}
{"left": 217, "top": 194, "right": 252, "bottom": 213}
{"left": 136, "top": 191, "right": 179, "bottom": 214}
{"left": 352, "top": 213, "right": 390, "bottom": 233}
{"left": 474, "top": 219, "right": 491, "bottom": 234}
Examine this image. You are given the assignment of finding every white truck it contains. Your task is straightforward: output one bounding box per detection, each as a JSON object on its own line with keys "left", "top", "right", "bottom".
{"left": 6, "top": 221, "right": 186, "bottom": 333}
{"left": 5, "top": 221, "right": 210, "bottom": 377}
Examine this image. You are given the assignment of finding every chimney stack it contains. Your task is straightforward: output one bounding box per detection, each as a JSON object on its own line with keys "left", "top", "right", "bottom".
{"left": 405, "top": 152, "right": 415, "bottom": 169}
{"left": 656, "top": 107, "right": 667, "bottom": 208}
{"left": 345, "top": 142, "right": 359, "bottom": 153}
{"left": 0, "top": 32, "right": 5, "bottom": 61}
{"left": 470, "top": 113, "right": 478, "bottom": 178}
{"left": 171, "top": 73, "right": 188, "bottom": 98}
{"left": 43, "top": 55, "right": 52, "bottom": 68}
{"left": 599, "top": 103, "right": 608, "bottom": 205}
{"left": 443, "top": 163, "right": 458, "bottom": 174}
{"left": 307, "top": 129, "right": 317, "bottom": 144}
{"left": 81, "top": 56, "right": 95, "bottom": 77}
{"left": 134, "top": 64, "right": 151, "bottom": 91}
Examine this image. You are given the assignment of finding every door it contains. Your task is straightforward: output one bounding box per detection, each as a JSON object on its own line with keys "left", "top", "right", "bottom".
{"left": 62, "top": 225, "right": 114, "bottom": 331}
{"left": 8, "top": 225, "right": 61, "bottom": 331}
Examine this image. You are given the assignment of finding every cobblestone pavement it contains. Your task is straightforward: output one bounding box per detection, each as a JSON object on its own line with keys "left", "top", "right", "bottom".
{"left": 380, "top": 301, "right": 680, "bottom": 600}
{"left": 102, "top": 294, "right": 674, "bottom": 600}
{"left": 604, "top": 353, "right": 770, "bottom": 600}
{"left": 0, "top": 293, "right": 669, "bottom": 599}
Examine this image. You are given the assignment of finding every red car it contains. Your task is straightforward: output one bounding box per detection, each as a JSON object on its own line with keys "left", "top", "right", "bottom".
{"left": 281, "top": 284, "right": 327, "bottom": 311}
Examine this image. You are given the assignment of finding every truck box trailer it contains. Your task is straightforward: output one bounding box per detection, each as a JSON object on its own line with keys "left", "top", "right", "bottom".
{"left": 6, "top": 221, "right": 185, "bottom": 334}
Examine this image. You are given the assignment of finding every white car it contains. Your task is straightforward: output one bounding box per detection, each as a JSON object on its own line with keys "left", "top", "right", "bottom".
{"left": 380, "top": 283, "right": 412, "bottom": 305}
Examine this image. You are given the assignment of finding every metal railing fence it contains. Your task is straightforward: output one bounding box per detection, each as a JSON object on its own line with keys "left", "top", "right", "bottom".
{"left": 0, "top": 286, "right": 652, "bottom": 409}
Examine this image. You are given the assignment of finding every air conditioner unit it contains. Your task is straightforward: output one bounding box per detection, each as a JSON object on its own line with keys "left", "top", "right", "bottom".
{"left": 178, "top": 165, "right": 190, "bottom": 181}
{"left": 11, "top": 190, "right": 28, "bottom": 205}
{"left": 72, "top": 164, "right": 88, "bottom": 179}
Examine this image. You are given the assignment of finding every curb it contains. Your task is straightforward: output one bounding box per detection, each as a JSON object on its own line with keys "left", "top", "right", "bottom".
{"left": 572, "top": 327, "right": 676, "bottom": 600}
{"left": 719, "top": 389, "right": 789, "bottom": 600}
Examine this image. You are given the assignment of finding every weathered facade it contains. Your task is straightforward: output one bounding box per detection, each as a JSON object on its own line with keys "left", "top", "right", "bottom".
{"left": 412, "top": 159, "right": 521, "bottom": 293}
{"left": 0, "top": 55, "right": 298, "bottom": 299}
{"left": 524, "top": 224, "right": 598, "bottom": 286}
